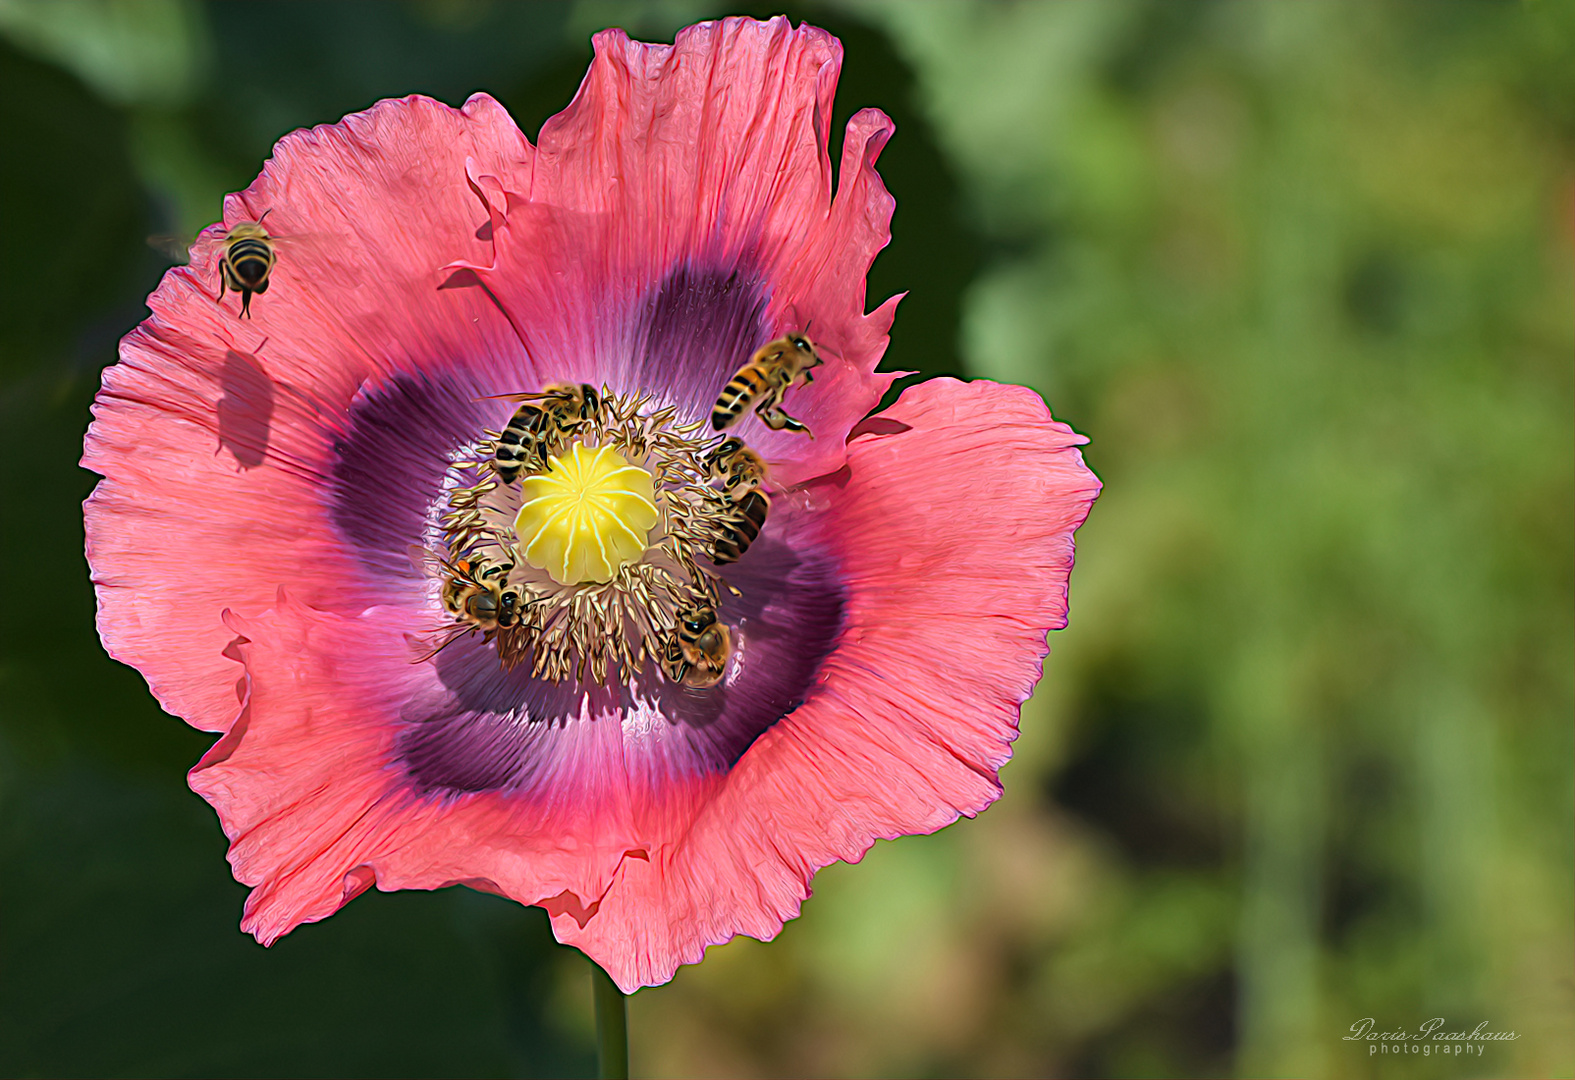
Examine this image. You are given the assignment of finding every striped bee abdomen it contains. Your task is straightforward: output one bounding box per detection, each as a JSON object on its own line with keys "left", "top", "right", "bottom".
{"left": 711, "top": 489, "right": 769, "bottom": 564}
{"left": 490, "top": 385, "right": 601, "bottom": 484}
{"left": 493, "top": 405, "right": 550, "bottom": 483}
{"left": 711, "top": 367, "right": 772, "bottom": 431}
{"left": 217, "top": 221, "right": 278, "bottom": 318}
{"left": 225, "top": 237, "right": 275, "bottom": 288}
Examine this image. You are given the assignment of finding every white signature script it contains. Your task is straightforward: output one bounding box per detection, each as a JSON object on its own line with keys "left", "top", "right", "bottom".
{"left": 1344, "top": 1018, "right": 1519, "bottom": 1057}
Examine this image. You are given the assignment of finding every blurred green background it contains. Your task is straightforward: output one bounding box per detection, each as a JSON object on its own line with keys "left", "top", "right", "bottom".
{"left": 0, "top": 1, "right": 1569, "bottom": 1076}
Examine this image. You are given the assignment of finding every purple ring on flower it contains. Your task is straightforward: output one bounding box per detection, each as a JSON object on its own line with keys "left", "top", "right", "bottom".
{"left": 82, "top": 16, "right": 1100, "bottom": 991}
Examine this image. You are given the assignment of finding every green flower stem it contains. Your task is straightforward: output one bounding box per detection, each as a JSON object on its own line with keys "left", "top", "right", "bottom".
{"left": 591, "top": 961, "right": 629, "bottom": 1079}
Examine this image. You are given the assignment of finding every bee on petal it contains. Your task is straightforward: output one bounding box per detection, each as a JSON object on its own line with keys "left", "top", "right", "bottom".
{"left": 710, "top": 489, "right": 769, "bottom": 565}
{"left": 408, "top": 549, "right": 532, "bottom": 663}
{"left": 704, "top": 436, "right": 769, "bottom": 501}
{"left": 441, "top": 555, "right": 527, "bottom": 633}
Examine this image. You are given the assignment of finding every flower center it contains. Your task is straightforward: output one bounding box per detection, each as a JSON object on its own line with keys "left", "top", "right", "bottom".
{"left": 423, "top": 386, "right": 773, "bottom": 688}
{"left": 516, "top": 443, "right": 658, "bottom": 585}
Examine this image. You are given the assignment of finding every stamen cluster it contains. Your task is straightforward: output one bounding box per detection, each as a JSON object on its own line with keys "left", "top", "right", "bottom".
{"left": 431, "top": 388, "right": 763, "bottom": 686}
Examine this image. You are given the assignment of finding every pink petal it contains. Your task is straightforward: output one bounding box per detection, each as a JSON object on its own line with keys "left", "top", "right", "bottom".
{"left": 83, "top": 95, "right": 538, "bottom": 731}
{"left": 459, "top": 18, "right": 900, "bottom": 485}
{"left": 554, "top": 377, "right": 1102, "bottom": 989}
{"left": 195, "top": 591, "right": 721, "bottom": 946}
{"left": 191, "top": 379, "right": 1096, "bottom": 990}
{"left": 83, "top": 26, "right": 1100, "bottom": 993}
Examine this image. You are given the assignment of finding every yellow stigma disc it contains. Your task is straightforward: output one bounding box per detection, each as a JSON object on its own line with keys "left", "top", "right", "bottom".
{"left": 515, "top": 443, "right": 659, "bottom": 585}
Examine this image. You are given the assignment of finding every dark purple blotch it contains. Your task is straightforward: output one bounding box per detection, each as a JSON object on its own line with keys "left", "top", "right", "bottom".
{"left": 329, "top": 369, "right": 490, "bottom": 584}
{"left": 329, "top": 262, "right": 846, "bottom": 796}
{"left": 398, "top": 528, "right": 845, "bottom": 796}
{"left": 631, "top": 261, "right": 777, "bottom": 411}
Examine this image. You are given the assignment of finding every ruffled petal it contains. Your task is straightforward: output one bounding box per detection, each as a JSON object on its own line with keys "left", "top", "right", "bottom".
{"left": 554, "top": 378, "right": 1102, "bottom": 989}
{"left": 194, "top": 379, "right": 1096, "bottom": 988}
{"left": 156, "top": 93, "right": 537, "bottom": 396}
{"left": 84, "top": 23, "right": 1100, "bottom": 995}
{"left": 459, "top": 17, "right": 899, "bottom": 485}
{"left": 192, "top": 592, "right": 659, "bottom": 943}
{"left": 83, "top": 95, "right": 538, "bottom": 731}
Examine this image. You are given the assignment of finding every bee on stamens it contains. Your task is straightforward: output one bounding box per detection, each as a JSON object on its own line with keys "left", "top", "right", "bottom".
{"left": 412, "top": 554, "right": 530, "bottom": 663}
{"left": 662, "top": 604, "right": 731, "bottom": 687}
{"left": 217, "top": 214, "right": 277, "bottom": 318}
{"left": 710, "top": 489, "right": 769, "bottom": 565}
{"left": 711, "top": 332, "right": 822, "bottom": 434}
{"left": 441, "top": 556, "right": 527, "bottom": 632}
{"left": 704, "top": 437, "right": 769, "bottom": 501}
{"left": 493, "top": 383, "right": 602, "bottom": 483}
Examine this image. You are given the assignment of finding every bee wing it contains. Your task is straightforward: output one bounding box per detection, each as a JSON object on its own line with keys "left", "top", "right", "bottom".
{"left": 406, "top": 543, "right": 459, "bottom": 580}
{"left": 146, "top": 234, "right": 195, "bottom": 265}
{"left": 476, "top": 388, "right": 584, "bottom": 405}
{"left": 405, "top": 625, "right": 473, "bottom": 664}
{"left": 477, "top": 383, "right": 607, "bottom": 405}
{"left": 195, "top": 225, "right": 365, "bottom": 289}
{"left": 268, "top": 230, "right": 362, "bottom": 283}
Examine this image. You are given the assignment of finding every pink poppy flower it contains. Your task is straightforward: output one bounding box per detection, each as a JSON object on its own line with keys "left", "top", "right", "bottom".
{"left": 83, "top": 16, "right": 1100, "bottom": 991}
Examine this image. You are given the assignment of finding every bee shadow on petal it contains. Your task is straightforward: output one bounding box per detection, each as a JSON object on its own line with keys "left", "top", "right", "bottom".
{"left": 216, "top": 349, "right": 274, "bottom": 470}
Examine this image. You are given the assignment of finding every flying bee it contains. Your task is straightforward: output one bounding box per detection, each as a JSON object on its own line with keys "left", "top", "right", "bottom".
{"left": 217, "top": 214, "right": 277, "bottom": 318}
{"left": 710, "top": 488, "right": 769, "bottom": 565}
{"left": 492, "top": 382, "right": 602, "bottom": 483}
{"left": 704, "top": 437, "right": 769, "bottom": 501}
{"left": 711, "top": 332, "right": 822, "bottom": 434}
{"left": 662, "top": 604, "right": 731, "bottom": 687}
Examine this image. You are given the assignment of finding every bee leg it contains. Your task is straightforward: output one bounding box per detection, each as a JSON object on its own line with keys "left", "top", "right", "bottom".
{"left": 240, "top": 291, "right": 253, "bottom": 319}
{"left": 682, "top": 662, "right": 725, "bottom": 689}
{"left": 757, "top": 403, "right": 809, "bottom": 434}
{"left": 661, "top": 636, "right": 687, "bottom": 683}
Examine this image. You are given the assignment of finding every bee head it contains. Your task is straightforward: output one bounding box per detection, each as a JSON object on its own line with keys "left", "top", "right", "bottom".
{"left": 697, "top": 625, "right": 728, "bottom": 653}
{"left": 708, "top": 438, "right": 743, "bottom": 464}
{"left": 679, "top": 608, "right": 714, "bottom": 635}
{"left": 495, "top": 588, "right": 525, "bottom": 627}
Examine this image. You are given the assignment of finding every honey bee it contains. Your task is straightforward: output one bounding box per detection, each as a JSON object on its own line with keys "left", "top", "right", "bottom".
{"left": 704, "top": 437, "right": 768, "bottom": 501}
{"left": 711, "top": 332, "right": 822, "bottom": 434}
{"left": 412, "top": 554, "right": 529, "bottom": 663}
{"left": 493, "top": 383, "right": 601, "bottom": 483}
{"left": 217, "top": 215, "right": 277, "bottom": 318}
{"left": 710, "top": 489, "right": 769, "bottom": 565}
{"left": 661, "top": 604, "right": 731, "bottom": 687}
{"left": 441, "top": 556, "right": 527, "bottom": 632}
